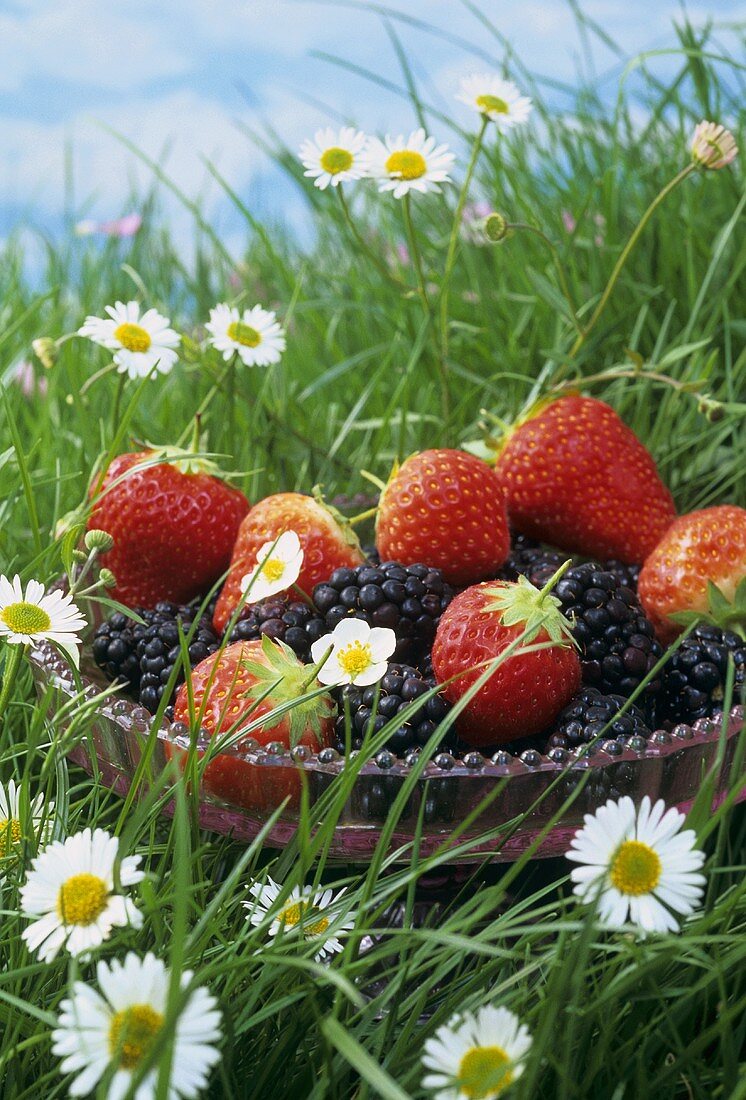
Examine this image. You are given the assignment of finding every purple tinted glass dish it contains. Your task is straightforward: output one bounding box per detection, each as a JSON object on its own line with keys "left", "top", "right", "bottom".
{"left": 29, "top": 638, "right": 745, "bottom": 863}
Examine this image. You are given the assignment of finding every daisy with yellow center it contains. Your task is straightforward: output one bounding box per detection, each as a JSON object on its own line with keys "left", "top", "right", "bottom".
{"left": 0, "top": 574, "right": 87, "bottom": 668}
{"left": 299, "top": 126, "right": 369, "bottom": 190}
{"left": 310, "top": 618, "right": 397, "bottom": 687}
{"left": 422, "top": 1004, "right": 532, "bottom": 1099}
{"left": 240, "top": 530, "right": 304, "bottom": 604}
{"left": 78, "top": 300, "right": 180, "bottom": 379}
{"left": 245, "top": 875, "right": 356, "bottom": 961}
{"left": 691, "top": 120, "right": 738, "bottom": 170}
{"left": 20, "top": 827, "right": 143, "bottom": 962}
{"left": 0, "top": 778, "right": 54, "bottom": 873}
{"left": 363, "top": 128, "right": 455, "bottom": 198}
{"left": 205, "top": 303, "right": 286, "bottom": 367}
{"left": 51, "top": 951, "right": 222, "bottom": 1099}
{"left": 566, "top": 795, "right": 706, "bottom": 935}
{"left": 456, "top": 75, "right": 532, "bottom": 132}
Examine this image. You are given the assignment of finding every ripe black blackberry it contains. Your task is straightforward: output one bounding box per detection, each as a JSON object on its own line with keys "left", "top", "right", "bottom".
{"left": 334, "top": 663, "right": 455, "bottom": 756}
{"left": 604, "top": 560, "right": 641, "bottom": 591}
{"left": 548, "top": 686, "right": 653, "bottom": 750}
{"left": 92, "top": 608, "right": 159, "bottom": 694}
{"left": 657, "top": 624, "right": 746, "bottom": 725}
{"left": 313, "top": 561, "right": 454, "bottom": 664}
{"left": 135, "top": 601, "right": 221, "bottom": 714}
{"left": 228, "top": 596, "right": 327, "bottom": 662}
{"left": 551, "top": 563, "right": 663, "bottom": 711}
{"left": 499, "top": 533, "right": 568, "bottom": 584}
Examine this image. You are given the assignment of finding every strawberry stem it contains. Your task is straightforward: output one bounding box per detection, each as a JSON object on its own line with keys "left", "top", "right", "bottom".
{"left": 537, "top": 558, "right": 574, "bottom": 600}
{"left": 348, "top": 506, "right": 378, "bottom": 527}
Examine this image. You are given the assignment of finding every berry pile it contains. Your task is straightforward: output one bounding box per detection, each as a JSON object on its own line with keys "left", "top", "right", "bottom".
{"left": 658, "top": 624, "right": 746, "bottom": 725}
{"left": 499, "top": 533, "right": 569, "bottom": 584}
{"left": 334, "top": 663, "right": 454, "bottom": 755}
{"left": 229, "top": 596, "right": 327, "bottom": 662}
{"left": 92, "top": 600, "right": 220, "bottom": 713}
{"left": 548, "top": 687, "right": 652, "bottom": 751}
{"left": 312, "top": 561, "right": 454, "bottom": 664}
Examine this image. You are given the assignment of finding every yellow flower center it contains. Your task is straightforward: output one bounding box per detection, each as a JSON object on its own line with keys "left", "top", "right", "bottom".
{"left": 57, "top": 873, "right": 109, "bottom": 925}
{"left": 458, "top": 1046, "right": 514, "bottom": 1098}
{"left": 338, "top": 641, "right": 373, "bottom": 678}
{"left": 385, "top": 150, "right": 427, "bottom": 180}
{"left": 108, "top": 1004, "right": 164, "bottom": 1070}
{"left": 476, "top": 94, "right": 509, "bottom": 114}
{"left": 227, "top": 321, "right": 261, "bottom": 348}
{"left": 609, "top": 840, "right": 662, "bottom": 896}
{"left": 1, "top": 601, "right": 52, "bottom": 635}
{"left": 113, "top": 322, "right": 152, "bottom": 353}
{"left": 320, "top": 146, "right": 354, "bottom": 174}
{"left": 261, "top": 557, "right": 286, "bottom": 583}
{"left": 0, "top": 818, "right": 23, "bottom": 858}
{"left": 279, "top": 900, "right": 330, "bottom": 938}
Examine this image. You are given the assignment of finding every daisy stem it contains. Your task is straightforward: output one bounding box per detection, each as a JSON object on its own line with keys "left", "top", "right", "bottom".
{"left": 225, "top": 352, "right": 238, "bottom": 460}
{"left": 401, "top": 193, "right": 429, "bottom": 318}
{"left": 438, "top": 117, "right": 488, "bottom": 359}
{"left": 568, "top": 163, "right": 697, "bottom": 359}
{"left": 0, "top": 643, "right": 25, "bottom": 725}
{"left": 507, "top": 223, "right": 583, "bottom": 334}
{"left": 111, "top": 374, "right": 126, "bottom": 434}
{"left": 177, "top": 363, "right": 230, "bottom": 447}
{"left": 336, "top": 189, "right": 407, "bottom": 290}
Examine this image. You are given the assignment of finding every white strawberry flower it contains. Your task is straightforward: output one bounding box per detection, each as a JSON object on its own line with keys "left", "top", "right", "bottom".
{"left": 240, "top": 530, "right": 304, "bottom": 604}
{"left": 566, "top": 795, "right": 706, "bottom": 935}
{"left": 310, "top": 618, "right": 396, "bottom": 687}
{"left": 78, "top": 300, "right": 180, "bottom": 379}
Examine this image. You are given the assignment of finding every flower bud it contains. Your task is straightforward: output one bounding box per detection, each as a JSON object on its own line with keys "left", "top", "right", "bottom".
{"left": 32, "top": 337, "right": 57, "bottom": 370}
{"left": 697, "top": 394, "right": 725, "bottom": 423}
{"left": 84, "top": 529, "right": 114, "bottom": 552}
{"left": 691, "top": 121, "right": 738, "bottom": 170}
{"left": 99, "top": 568, "right": 117, "bottom": 589}
{"left": 484, "top": 212, "right": 509, "bottom": 242}
{"left": 71, "top": 549, "right": 88, "bottom": 563}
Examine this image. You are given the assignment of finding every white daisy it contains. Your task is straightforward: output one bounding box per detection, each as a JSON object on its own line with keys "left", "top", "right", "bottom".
{"left": 299, "top": 126, "right": 368, "bottom": 190}
{"left": 310, "top": 618, "right": 397, "bottom": 687}
{"left": 0, "top": 574, "right": 87, "bottom": 668}
{"left": 363, "top": 128, "right": 455, "bottom": 198}
{"left": 205, "top": 303, "right": 286, "bottom": 367}
{"left": 78, "top": 300, "right": 180, "bottom": 380}
{"left": 240, "top": 530, "right": 304, "bottom": 604}
{"left": 245, "top": 875, "right": 355, "bottom": 961}
{"left": 691, "top": 120, "right": 738, "bottom": 170}
{"left": 0, "top": 778, "right": 54, "bottom": 873}
{"left": 20, "top": 827, "right": 144, "bottom": 962}
{"left": 566, "top": 795, "right": 706, "bottom": 935}
{"left": 456, "top": 74, "right": 532, "bottom": 132}
{"left": 51, "top": 951, "right": 222, "bottom": 1100}
{"left": 422, "top": 1004, "right": 532, "bottom": 1099}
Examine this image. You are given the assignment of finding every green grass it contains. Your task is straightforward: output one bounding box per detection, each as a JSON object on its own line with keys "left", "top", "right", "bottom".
{"left": 1, "top": 6, "right": 746, "bottom": 1098}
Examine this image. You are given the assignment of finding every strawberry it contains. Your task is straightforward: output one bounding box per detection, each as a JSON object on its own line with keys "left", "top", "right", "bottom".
{"left": 89, "top": 448, "right": 249, "bottom": 609}
{"left": 213, "top": 492, "right": 364, "bottom": 633}
{"left": 638, "top": 505, "right": 746, "bottom": 642}
{"left": 431, "top": 569, "right": 581, "bottom": 746}
{"left": 171, "top": 637, "right": 334, "bottom": 811}
{"left": 494, "top": 395, "right": 676, "bottom": 564}
{"left": 375, "top": 449, "right": 510, "bottom": 586}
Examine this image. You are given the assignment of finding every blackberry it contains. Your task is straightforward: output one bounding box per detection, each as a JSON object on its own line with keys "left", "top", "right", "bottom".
{"left": 658, "top": 624, "right": 746, "bottom": 725}
{"left": 135, "top": 601, "right": 221, "bottom": 714}
{"left": 548, "top": 686, "right": 653, "bottom": 750}
{"left": 499, "top": 533, "right": 568, "bottom": 584}
{"left": 552, "top": 563, "right": 663, "bottom": 711}
{"left": 92, "top": 608, "right": 159, "bottom": 693}
{"left": 605, "top": 560, "right": 641, "bottom": 591}
{"left": 334, "top": 663, "right": 455, "bottom": 756}
{"left": 313, "top": 561, "right": 454, "bottom": 664}
{"left": 228, "top": 596, "right": 327, "bottom": 662}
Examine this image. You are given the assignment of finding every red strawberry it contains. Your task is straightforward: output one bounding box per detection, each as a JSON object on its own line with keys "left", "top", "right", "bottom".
{"left": 431, "top": 571, "right": 581, "bottom": 746}
{"left": 171, "top": 638, "right": 334, "bottom": 811}
{"left": 375, "top": 449, "right": 510, "bottom": 586}
{"left": 89, "top": 449, "right": 249, "bottom": 609}
{"left": 638, "top": 505, "right": 746, "bottom": 642}
{"left": 494, "top": 395, "right": 676, "bottom": 564}
{"left": 213, "top": 492, "right": 364, "bottom": 633}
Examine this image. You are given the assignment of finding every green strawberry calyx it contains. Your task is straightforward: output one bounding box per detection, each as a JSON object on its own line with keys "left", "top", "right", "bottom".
{"left": 480, "top": 561, "right": 577, "bottom": 648}
{"left": 239, "top": 635, "right": 335, "bottom": 748}
{"left": 311, "top": 484, "right": 364, "bottom": 555}
{"left": 670, "top": 578, "right": 746, "bottom": 641}
{"left": 147, "top": 444, "right": 222, "bottom": 478}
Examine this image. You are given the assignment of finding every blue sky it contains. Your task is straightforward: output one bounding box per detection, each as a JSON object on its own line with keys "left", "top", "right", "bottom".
{"left": 0, "top": 0, "right": 743, "bottom": 250}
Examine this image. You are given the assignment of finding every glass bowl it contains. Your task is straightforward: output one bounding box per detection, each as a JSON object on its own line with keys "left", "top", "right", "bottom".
{"left": 28, "top": 634, "right": 745, "bottom": 863}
